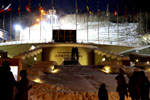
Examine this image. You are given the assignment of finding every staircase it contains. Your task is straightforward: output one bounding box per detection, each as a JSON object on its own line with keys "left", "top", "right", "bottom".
{"left": 29, "top": 61, "right": 57, "bottom": 73}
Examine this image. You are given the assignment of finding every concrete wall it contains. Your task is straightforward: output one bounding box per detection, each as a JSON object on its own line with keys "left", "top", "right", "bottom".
{"left": 24, "top": 53, "right": 42, "bottom": 68}
{"left": 94, "top": 53, "right": 122, "bottom": 66}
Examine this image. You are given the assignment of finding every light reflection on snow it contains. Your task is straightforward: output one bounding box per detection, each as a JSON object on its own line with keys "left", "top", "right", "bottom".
{"left": 33, "top": 78, "right": 43, "bottom": 83}
{"left": 20, "top": 13, "right": 140, "bottom": 46}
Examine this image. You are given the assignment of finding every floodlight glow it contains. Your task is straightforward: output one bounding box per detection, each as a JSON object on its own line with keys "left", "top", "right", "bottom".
{"left": 34, "top": 56, "right": 37, "bottom": 61}
{"left": 41, "top": 9, "right": 44, "bottom": 13}
{"left": 53, "top": 15, "right": 57, "bottom": 19}
{"left": 135, "top": 59, "right": 139, "bottom": 62}
{"left": 14, "top": 24, "right": 22, "bottom": 31}
{"left": 40, "top": 9, "right": 46, "bottom": 15}
{"left": 47, "top": 15, "right": 51, "bottom": 18}
{"left": 102, "top": 66, "right": 111, "bottom": 74}
{"left": 102, "top": 57, "right": 106, "bottom": 62}
{"left": 33, "top": 78, "right": 43, "bottom": 83}
{"left": 51, "top": 66, "right": 55, "bottom": 70}
{"left": 146, "top": 69, "right": 150, "bottom": 72}
{"left": 19, "top": 13, "right": 139, "bottom": 45}
{"left": 41, "top": 21, "right": 49, "bottom": 26}
{"left": 146, "top": 61, "right": 150, "bottom": 64}
{"left": 51, "top": 69, "right": 59, "bottom": 73}
{"left": 36, "top": 18, "right": 40, "bottom": 22}
{"left": 30, "top": 45, "right": 36, "bottom": 50}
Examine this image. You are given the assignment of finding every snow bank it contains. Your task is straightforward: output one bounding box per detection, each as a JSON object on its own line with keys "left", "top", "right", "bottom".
{"left": 28, "top": 83, "right": 131, "bottom": 100}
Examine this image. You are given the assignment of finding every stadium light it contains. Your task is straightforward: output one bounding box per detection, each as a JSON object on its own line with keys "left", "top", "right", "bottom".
{"left": 14, "top": 24, "right": 22, "bottom": 31}
{"left": 40, "top": 9, "right": 46, "bottom": 15}
{"left": 36, "top": 18, "right": 40, "bottom": 23}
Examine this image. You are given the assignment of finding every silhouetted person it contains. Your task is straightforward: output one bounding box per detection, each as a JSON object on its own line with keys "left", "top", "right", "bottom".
{"left": 15, "top": 70, "right": 31, "bottom": 100}
{"left": 71, "top": 47, "right": 79, "bottom": 63}
{"left": 74, "top": 47, "right": 79, "bottom": 62}
{"left": 115, "top": 68, "right": 128, "bottom": 100}
{"left": 128, "top": 69, "right": 141, "bottom": 100}
{"left": 139, "top": 71, "right": 149, "bottom": 100}
{"left": 0, "top": 61, "right": 16, "bottom": 100}
{"left": 71, "top": 47, "right": 75, "bottom": 62}
{"left": 98, "top": 83, "right": 108, "bottom": 100}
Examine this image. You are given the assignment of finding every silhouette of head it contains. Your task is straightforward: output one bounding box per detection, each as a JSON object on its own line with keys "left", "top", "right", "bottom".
{"left": 119, "top": 68, "right": 124, "bottom": 74}
{"left": 100, "top": 83, "right": 106, "bottom": 88}
{"left": 135, "top": 68, "right": 140, "bottom": 72}
{"left": 2, "top": 61, "right": 10, "bottom": 71}
{"left": 20, "top": 70, "right": 27, "bottom": 78}
{"left": 139, "top": 71, "right": 146, "bottom": 78}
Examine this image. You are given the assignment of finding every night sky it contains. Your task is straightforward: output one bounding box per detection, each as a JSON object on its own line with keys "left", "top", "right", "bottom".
{"left": 0, "top": 0, "right": 149, "bottom": 37}
{"left": 0, "top": 0, "right": 149, "bottom": 15}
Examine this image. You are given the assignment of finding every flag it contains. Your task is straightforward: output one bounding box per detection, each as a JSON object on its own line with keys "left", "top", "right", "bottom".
{"left": 0, "top": 4, "right": 11, "bottom": 13}
{"left": 18, "top": 6, "right": 20, "bottom": 14}
{"left": 106, "top": 3, "right": 109, "bottom": 16}
{"left": 26, "top": 0, "right": 31, "bottom": 12}
{"left": 39, "top": 2, "right": 43, "bottom": 11}
{"left": 0, "top": 9, "right": 4, "bottom": 13}
{"left": 97, "top": 9, "right": 100, "bottom": 16}
{"left": 86, "top": 1, "right": 91, "bottom": 14}
{"left": 124, "top": 7, "right": 127, "bottom": 19}
{"left": 75, "top": 0, "right": 78, "bottom": 13}
{"left": 0, "top": 5, "right": 4, "bottom": 13}
{"left": 26, "top": 5, "right": 31, "bottom": 12}
{"left": 132, "top": 11, "right": 136, "bottom": 22}
{"left": 39, "top": 6, "right": 42, "bottom": 11}
{"left": 113, "top": 10, "right": 117, "bottom": 16}
{"left": 39, "top": 3, "right": 45, "bottom": 15}
{"left": 4, "top": 4, "right": 11, "bottom": 12}
{"left": 52, "top": 0, "right": 54, "bottom": 10}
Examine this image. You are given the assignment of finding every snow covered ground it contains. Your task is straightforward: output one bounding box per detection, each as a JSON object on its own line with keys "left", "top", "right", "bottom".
{"left": 27, "top": 65, "right": 147, "bottom": 100}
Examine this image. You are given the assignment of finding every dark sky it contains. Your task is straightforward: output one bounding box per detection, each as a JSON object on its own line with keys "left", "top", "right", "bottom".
{"left": 0, "top": 0, "right": 149, "bottom": 15}
{"left": 0, "top": 0, "right": 149, "bottom": 34}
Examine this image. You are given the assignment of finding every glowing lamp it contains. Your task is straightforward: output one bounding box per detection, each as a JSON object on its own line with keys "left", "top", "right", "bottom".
{"left": 102, "top": 57, "right": 106, "bottom": 62}
{"left": 14, "top": 24, "right": 22, "bottom": 31}
{"left": 51, "top": 69, "right": 59, "bottom": 73}
{"left": 146, "top": 69, "right": 150, "bottom": 72}
{"left": 40, "top": 9, "right": 46, "bottom": 15}
{"left": 50, "top": 66, "right": 59, "bottom": 73}
{"left": 33, "top": 78, "right": 43, "bottom": 83}
{"left": 102, "top": 66, "right": 111, "bottom": 74}
{"left": 41, "top": 9, "right": 44, "bottom": 13}
{"left": 29, "top": 45, "right": 36, "bottom": 50}
{"left": 135, "top": 59, "right": 139, "bottom": 63}
{"left": 146, "top": 61, "right": 150, "bottom": 64}
{"left": 36, "top": 18, "right": 40, "bottom": 22}
{"left": 34, "top": 56, "right": 37, "bottom": 61}
{"left": 51, "top": 66, "right": 55, "bottom": 70}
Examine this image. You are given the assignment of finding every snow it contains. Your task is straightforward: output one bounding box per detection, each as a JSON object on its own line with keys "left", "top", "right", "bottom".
{"left": 20, "top": 13, "right": 140, "bottom": 46}
{"left": 27, "top": 65, "right": 137, "bottom": 100}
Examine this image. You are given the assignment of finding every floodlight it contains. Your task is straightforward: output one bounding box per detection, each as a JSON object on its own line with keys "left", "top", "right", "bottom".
{"left": 14, "top": 24, "right": 22, "bottom": 31}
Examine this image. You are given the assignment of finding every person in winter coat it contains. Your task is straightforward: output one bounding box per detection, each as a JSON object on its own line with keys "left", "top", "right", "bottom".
{"left": 98, "top": 83, "right": 108, "bottom": 100}
{"left": 128, "top": 69, "right": 141, "bottom": 100}
{"left": 0, "top": 61, "right": 16, "bottom": 100}
{"left": 115, "top": 68, "right": 128, "bottom": 100}
{"left": 15, "top": 70, "right": 32, "bottom": 100}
